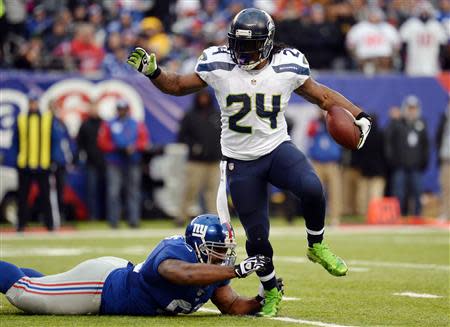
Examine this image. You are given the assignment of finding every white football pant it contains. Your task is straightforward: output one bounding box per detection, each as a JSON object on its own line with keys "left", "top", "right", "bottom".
{"left": 5, "top": 256, "right": 128, "bottom": 314}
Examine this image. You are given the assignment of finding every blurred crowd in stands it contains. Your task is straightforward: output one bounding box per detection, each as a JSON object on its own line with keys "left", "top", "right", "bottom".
{"left": 304, "top": 95, "right": 450, "bottom": 224}
{"left": 1, "top": 0, "right": 449, "bottom": 75}
{"left": 2, "top": 0, "right": 449, "bottom": 231}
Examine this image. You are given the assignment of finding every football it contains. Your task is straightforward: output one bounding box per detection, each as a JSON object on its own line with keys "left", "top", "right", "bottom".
{"left": 325, "top": 106, "right": 360, "bottom": 150}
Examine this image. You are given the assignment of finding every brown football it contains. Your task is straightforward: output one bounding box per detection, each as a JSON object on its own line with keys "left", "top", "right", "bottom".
{"left": 325, "top": 106, "right": 360, "bottom": 150}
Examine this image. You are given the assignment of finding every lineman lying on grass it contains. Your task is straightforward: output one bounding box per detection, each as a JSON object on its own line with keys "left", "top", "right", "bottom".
{"left": 0, "top": 214, "right": 281, "bottom": 315}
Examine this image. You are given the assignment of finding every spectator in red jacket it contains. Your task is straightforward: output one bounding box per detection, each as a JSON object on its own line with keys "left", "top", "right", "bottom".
{"left": 98, "top": 100, "right": 150, "bottom": 228}
{"left": 70, "top": 23, "right": 105, "bottom": 73}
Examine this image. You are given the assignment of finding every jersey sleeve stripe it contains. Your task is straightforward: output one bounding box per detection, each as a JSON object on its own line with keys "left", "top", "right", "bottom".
{"left": 196, "top": 62, "right": 236, "bottom": 72}
{"left": 272, "top": 64, "right": 310, "bottom": 76}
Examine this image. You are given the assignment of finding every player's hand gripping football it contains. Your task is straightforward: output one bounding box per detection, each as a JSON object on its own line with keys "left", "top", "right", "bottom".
{"left": 234, "top": 255, "right": 270, "bottom": 278}
{"left": 127, "top": 47, "right": 158, "bottom": 76}
{"left": 354, "top": 112, "right": 372, "bottom": 149}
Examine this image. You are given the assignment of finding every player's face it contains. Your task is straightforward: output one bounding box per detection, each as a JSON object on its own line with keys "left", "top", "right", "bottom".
{"left": 230, "top": 38, "right": 265, "bottom": 66}
{"left": 209, "top": 247, "right": 227, "bottom": 265}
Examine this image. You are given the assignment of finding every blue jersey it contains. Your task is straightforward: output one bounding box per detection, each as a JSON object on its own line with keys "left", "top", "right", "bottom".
{"left": 100, "top": 236, "right": 229, "bottom": 315}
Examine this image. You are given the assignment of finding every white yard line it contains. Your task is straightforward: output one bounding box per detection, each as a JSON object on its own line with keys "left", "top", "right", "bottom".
{"left": 346, "top": 260, "right": 450, "bottom": 271}
{"left": 0, "top": 246, "right": 150, "bottom": 257}
{"left": 1, "top": 224, "right": 447, "bottom": 241}
{"left": 276, "top": 256, "right": 450, "bottom": 271}
{"left": 283, "top": 296, "right": 300, "bottom": 301}
{"left": 198, "top": 308, "right": 357, "bottom": 327}
{"left": 348, "top": 267, "right": 370, "bottom": 272}
{"left": 271, "top": 317, "right": 357, "bottom": 327}
{"left": 393, "top": 292, "right": 443, "bottom": 299}
{"left": 2, "top": 247, "right": 448, "bottom": 273}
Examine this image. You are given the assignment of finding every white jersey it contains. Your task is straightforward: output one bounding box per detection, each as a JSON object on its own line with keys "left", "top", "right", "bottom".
{"left": 399, "top": 17, "right": 448, "bottom": 76}
{"left": 195, "top": 46, "right": 310, "bottom": 160}
{"left": 346, "top": 21, "right": 400, "bottom": 60}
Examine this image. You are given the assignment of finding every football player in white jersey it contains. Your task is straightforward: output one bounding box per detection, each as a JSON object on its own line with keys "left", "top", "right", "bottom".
{"left": 127, "top": 8, "right": 372, "bottom": 317}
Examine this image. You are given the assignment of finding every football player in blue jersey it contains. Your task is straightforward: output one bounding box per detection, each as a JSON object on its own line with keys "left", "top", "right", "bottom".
{"left": 0, "top": 215, "right": 273, "bottom": 316}
{"left": 127, "top": 8, "right": 372, "bottom": 317}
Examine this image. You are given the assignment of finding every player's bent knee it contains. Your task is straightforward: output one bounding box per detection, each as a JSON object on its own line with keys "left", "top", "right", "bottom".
{"left": 245, "top": 224, "right": 270, "bottom": 243}
{"left": 301, "top": 173, "right": 325, "bottom": 201}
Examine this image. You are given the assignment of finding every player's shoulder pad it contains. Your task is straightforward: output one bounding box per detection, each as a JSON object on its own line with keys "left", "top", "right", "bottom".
{"left": 271, "top": 47, "right": 310, "bottom": 77}
{"left": 162, "top": 235, "right": 197, "bottom": 259}
{"left": 196, "top": 45, "right": 236, "bottom": 73}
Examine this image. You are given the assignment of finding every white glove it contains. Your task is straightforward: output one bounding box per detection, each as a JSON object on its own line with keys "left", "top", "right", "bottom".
{"left": 354, "top": 112, "right": 372, "bottom": 149}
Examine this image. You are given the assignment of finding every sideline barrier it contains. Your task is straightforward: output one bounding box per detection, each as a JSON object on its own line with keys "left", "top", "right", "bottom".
{"left": 367, "top": 197, "right": 401, "bottom": 225}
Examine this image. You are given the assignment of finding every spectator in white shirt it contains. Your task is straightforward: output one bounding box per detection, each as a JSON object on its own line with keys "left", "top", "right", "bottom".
{"left": 400, "top": 1, "right": 448, "bottom": 76}
{"left": 346, "top": 7, "right": 401, "bottom": 74}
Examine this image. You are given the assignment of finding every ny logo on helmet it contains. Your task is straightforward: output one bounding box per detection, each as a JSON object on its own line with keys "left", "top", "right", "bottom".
{"left": 192, "top": 224, "right": 208, "bottom": 238}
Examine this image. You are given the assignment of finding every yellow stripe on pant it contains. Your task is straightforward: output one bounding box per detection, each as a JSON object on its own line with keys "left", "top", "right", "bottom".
{"left": 17, "top": 112, "right": 53, "bottom": 169}
{"left": 28, "top": 115, "right": 40, "bottom": 169}
{"left": 40, "top": 112, "right": 52, "bottom": 169}
{"left": 17, "top": 114, "right": 28, "bottom": 168}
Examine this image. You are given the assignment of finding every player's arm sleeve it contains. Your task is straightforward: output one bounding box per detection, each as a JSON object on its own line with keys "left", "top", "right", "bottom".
{"left": 194, "top": 47, "right": 234, "bottom": 88}
{"left": 141, "top": 242, "right": 197, "bottom": 282}
{"left": 289, "top": 51, "right": 311, "bottom": 90}
{"left": 194, "top": 50, "right": 215, "bottom": 86}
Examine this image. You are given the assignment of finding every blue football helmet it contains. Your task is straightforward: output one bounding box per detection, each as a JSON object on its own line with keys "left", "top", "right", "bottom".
{"left": 228, "top": 8, "right": 275, "bottom": 70}
{"left": 185, "top": 214, "right": 237, "bottom": 266}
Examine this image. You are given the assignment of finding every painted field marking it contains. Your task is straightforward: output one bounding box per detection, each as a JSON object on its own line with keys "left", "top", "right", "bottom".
{"left": 346, "top": 259, "right": 450, "bottom": 271}
{"left": 2, "top": 224, "right": 447, "bottom": 241}
{"left": 276, "top": 256, "right": 450, "bottom": 271}
{"left": 271, "top": 316, "right": 357, "bottom": 327}
{"left": 3, "top": 247, "right": 448, "bottom": 273}
{"left": 393, "top": 292, "right": 443, "bottom": 299}
{"left": 348, "top": 267, "right": 370, "bottom": 272}
{"left": 198, "top": 308, "right": 357, "bottom": 327}
{"left": 283, "top": 296, "right": 300, "bottom": 301}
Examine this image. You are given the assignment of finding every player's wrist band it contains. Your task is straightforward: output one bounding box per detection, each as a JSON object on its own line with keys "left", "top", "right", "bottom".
{"left": 356, "top": 112, "right": 372, "bottom": 121}
{"left": 148, "top": 67, "right": 161, "bottom": 79}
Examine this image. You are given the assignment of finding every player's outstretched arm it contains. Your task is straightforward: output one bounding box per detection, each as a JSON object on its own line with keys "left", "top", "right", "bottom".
{"left": 295, "top": 77, "right": 362, "bottom": 117}
{"left": 127, "top": 47, "right": 207, "bottom": 96}
{"left": 295, "top": 77, "right": 372, "bottom": 149}
{"left": 211, "top": 284, "right": 261, "bottom": 315}
{"left": 157, "top": 255, "right": 270, "bottom": 286}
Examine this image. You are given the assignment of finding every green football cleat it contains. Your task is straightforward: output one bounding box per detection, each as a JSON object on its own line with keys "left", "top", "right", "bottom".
{"left": 307, "top": 242, "right": 348, "bottom": 276}
{"left": 257, "top": 287, "right": 283, "bottom": 317}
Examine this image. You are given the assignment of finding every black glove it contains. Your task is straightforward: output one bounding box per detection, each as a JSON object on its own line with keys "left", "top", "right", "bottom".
{"left": 234, "top": 255, "right": 270, "bottom": 278}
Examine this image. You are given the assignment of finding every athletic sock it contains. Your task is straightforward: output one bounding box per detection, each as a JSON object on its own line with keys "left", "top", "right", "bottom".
{"left": 0, "top": 261, "right": 25, "bottom": 293}
{"left": 20, "top": 267, "right": 44, "bottom": 278}
{"left": 258, "top": 270, "right": 277, "bottom": 290}
{"left": 306, "top": 227, "right": 324, "bottom": 247}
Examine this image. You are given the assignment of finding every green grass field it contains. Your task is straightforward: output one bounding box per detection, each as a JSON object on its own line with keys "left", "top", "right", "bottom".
{"left": 1, "top": 220, "right": 449, "bottom": 327}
